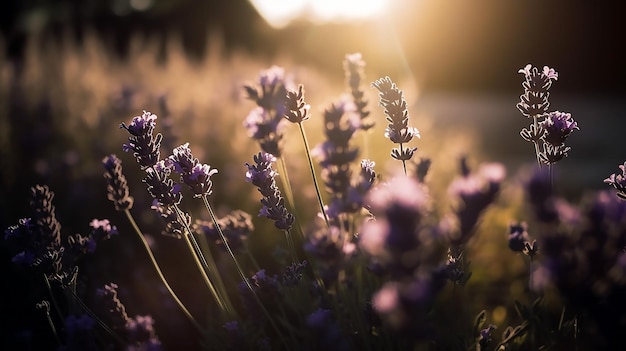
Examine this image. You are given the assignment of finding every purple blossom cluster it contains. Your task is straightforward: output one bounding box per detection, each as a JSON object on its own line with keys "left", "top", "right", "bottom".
{"left": 604, "top": 161, "right": 626, "bottom": 200}
{"left": 245, "top": 151, "right": 294, "bottom": 231}
{"left": 343, "top": 53, "right": 373, "bottom": 131}
{"left": 194, "top": 209, "right": 254, "bottom": 253}
{"left": 4, "top": 185, "right": 117, "bottom": 280}
{"left": 96, "top": 283, "right": 162, "bottom": 350}
{"left": 371, "top": 76, "right": 420, "bottom": 163}
{"left": 313, "top": 99, "right": 374, "bottom": 222}
{"left": 102, "top": 154, "right": 134, "bottom": 211}
{"left": 121, "top": 111, "right": 163, "bottom": 169}
{"left": 360, "top": 176, "right": 448, "bottom": 337}
{"left": 169, "top": 143, "right": 218, "bottom": 198}
{"left": 518, "top": 64, "right": 579, "bottom": 164}
{"left": 244, "top": 66, "right": 291, "bottom": 157}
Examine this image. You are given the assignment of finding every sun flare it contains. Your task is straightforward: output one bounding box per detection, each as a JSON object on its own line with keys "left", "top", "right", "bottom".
{"left": 249, "top": 0, "right": 390, "bottom": 28}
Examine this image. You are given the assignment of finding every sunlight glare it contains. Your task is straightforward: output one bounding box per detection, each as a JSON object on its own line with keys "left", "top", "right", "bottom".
{"left": 250, "top": 0, "right": 390, "bottom": 28}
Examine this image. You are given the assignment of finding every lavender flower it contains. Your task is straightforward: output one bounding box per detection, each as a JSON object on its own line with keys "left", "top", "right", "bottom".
{"left": 59, "top": 314, "right": 97, "bottom": 351}
{"left": 151, "top": 200, "right": 190, "bottom": 239}
{"left": 30, "top": 184, "right": 62, "bottom": 248}
{"left": 169, "top": 143, "right": 218, "bottom": 198}
{"left": 605, "top": 161, "right": 626, "bottom": 200}
{"left": 313, "top": 99, "right": 361, "bottom": 222}
{"left": 244, "top": 66, "right": 290, "bottom": 157}
{"left": 102, "top": 154, "right": 134, "bottom": 211}
{"left": 96, "top": 283, "right": 162, "bottom": 350}
{"left": 96, "top": 283, "right": 131, "bottom": 331}
{"left": 238, "top": 269, "right": 280, "bottom": 321}
{"left": 143, "top": 160, "right": 182, "bottom": 207}
{"left": 446, "top": 158, "right": 505, "bottom": 250}
{"left": 283, "top": 84, "right": 311, "bottom": 124}
{"left": 194, "top": 210, "right": 254, "bottom": 253}
{"left": 371, "top": 76, "right": 419, "bottom": 167}
{"left": 344, "top": 53, "right": 373, "bottom": 131}
{"left": 121, "top": 111, "right": 163, "bottom": 169}
{"left": 245, "top": 152, "right": 294, "bottom": 231}
{"left": 359, "top": 176, "right": 441, "bottom": 277}
{"left": 517, "top": 64, "right": 558, "bottom": 119}
{"left": 538, "top": 111, "right": 578, "bottom": 164}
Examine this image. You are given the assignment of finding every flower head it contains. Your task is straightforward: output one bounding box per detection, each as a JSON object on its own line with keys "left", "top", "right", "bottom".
{"left": 121, "top": 111, "right": 163, "bottom": 169}
{"left": 245, "top": 152, "right": 294, "bottom": 231}
{"left": 169, "top": 143, "right": 218, "bottom": 198}
{"left": 102, "top": 154, "right": 134, "bottom": 211}
{"left": 541, "top": 111, "right": 579, "bottom": 147}
{"left": 605, "top": 161, "right": 626, "bottom": 200}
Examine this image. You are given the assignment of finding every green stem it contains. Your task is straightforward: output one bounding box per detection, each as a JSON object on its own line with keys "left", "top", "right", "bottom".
{"left": 297, "top": 122, "right": 330, "bottom": 228}
{"left": 202, "top": 196, "right": 290, "bottom": 350}
{"left": 124, "top": 209, "right": 203, "bottom": 333}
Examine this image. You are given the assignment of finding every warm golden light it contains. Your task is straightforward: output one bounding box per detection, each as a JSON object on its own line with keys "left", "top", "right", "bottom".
{"left": 249, "top": 0, "right": 390, "bottom": 28}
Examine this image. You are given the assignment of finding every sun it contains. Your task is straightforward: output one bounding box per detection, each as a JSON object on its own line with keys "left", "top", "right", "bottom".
{"left": 249, "top": 0, "right": 390, "bottom": 28}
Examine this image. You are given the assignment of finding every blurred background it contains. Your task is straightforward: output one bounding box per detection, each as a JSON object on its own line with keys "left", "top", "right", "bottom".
{"left": 1, "top": 0, "right": 625, "bottom": 349}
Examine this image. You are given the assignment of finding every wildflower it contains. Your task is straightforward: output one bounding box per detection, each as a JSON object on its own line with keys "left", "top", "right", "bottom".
{"left": 304, "top": 225, "right": 347, "bottom": 283}
{"left": 89, "top": 219, "right": 118, "bottom": 241}
{"left": 360, "top": 176, "right": 440, "bottom": 277}
{"left": 447, "top": 158, "right": 505, "bottom": 249}
{"left": 245, "top": 152, "right": 294, "bottom": 231}
{"left": 537, "top": 111, "right": 578, "bottom": 164}
{"left": 126, "top": 315, "right": 162, "bottom": 351}
{"left": 244, "top": 66, "right": 290, "bottom": 157}
{"left": 169, "top": 143, "right": 218, "bottom": 198}
{"left": 507, "top": 222, "right": 530, "bottom": 253}
{"left": 283, "top": 84, "right": 311, "bottom": 124}
{"left": 540, "top": 111, "right": 579, "bottom": 147}
{"left": 102, "top": 154, "right": 134, "bottom": 211}
{"left": 517, "top": 64, "right": 558, "bottom": 118}
{"left": 343, "top": 52, "right": 373, "bottom": 130}
{"left": 30, "top": 184, "right": 61, "bottom": 248}
{"left": 313, "top": 99, "right": 362, "bottom": 222}
{"left": 95, "top": 283, "right": 130, "bottom": 331}
{"left": 194, "top": 210, "right": 254, "bottom": 253}
{"left": 151, "top": 200, "right": 190, "bottom": 239}
{"left": 120, "top": 111, "right": 163, "bottom": 169}
{"left": 143, "top": 160, "right": 182, "bottom": 207}
{"left": 238, "top": 270, "right": 280, "bottom": 321}
{"left": 281, "top": 260, "right": 307, "bottom": 286}
{"left": 372, "top": 76, "right": 419, "bottom": 164}
{"left": 477, "top": 324, "right": 497, "bottom": 350}
{"left": 604, "top": 161, "right": 626, "bottom": 200}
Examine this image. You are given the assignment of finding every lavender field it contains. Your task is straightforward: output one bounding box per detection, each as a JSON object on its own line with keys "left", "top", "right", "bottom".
{"left": 2, "top": 2, "right": 626, "bottom": 351}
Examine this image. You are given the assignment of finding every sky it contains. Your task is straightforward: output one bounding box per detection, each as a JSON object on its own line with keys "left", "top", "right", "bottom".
{"left": 1, "top": 0, "right": 624, "bottom": 94}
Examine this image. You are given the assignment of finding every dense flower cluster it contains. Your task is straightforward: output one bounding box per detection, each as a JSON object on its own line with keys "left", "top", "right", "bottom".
{"left": 121, "top": 111, "right": 163, "bottom": 169}
{"left": 194, "top": 210, "right": 254, "bottom": 253}
{"left": 245, "top": 152, "right": 294, "bottom": 231}
{"left": 343, "top": 53, "right": 373, "bottom": 131}
{"left": 604, "top": 161, "right": 626, "bottom": 200}
{"left": 102, "top": 154, "right": 134, "bottom": 211}
{"left": 518, "top": 64, "right": 578, "bottom": 165}
{"left": 169, "top": 143, "right": 218, "bottom": 198}
{"left": 243, "top": 66, "right": 291, "bottom": 157}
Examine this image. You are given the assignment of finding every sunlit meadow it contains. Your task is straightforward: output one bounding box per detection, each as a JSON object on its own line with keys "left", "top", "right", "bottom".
{"left": 2, "top": 25, "right": 626, "bottom": 351}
